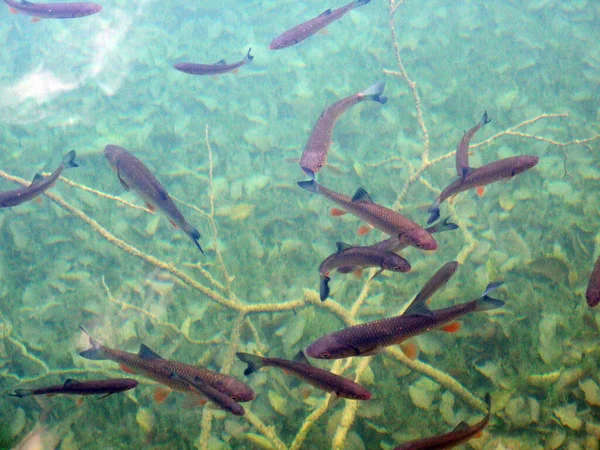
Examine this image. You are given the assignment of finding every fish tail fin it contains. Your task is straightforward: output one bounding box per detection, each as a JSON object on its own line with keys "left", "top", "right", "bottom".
{"left": 244, "top": 48, "right": 254, "bottom": 64}
{"left": 236, "top": 352, "right": 265, "bottom": 376}
{"left": 297, "top": 179, "right": 319, "bottom": 193}
{"left": 475, "top": 282, "right": 505, "bottom": 311}
{"left": 354, "top": 0, "right": 371, "bottom": 7}
{"left": 320, "top": 275, "right": 331, "bottom": 301}
{"left": 78, "top": 326, "right": 109, "bottom": 360}
{"left": 426, "top": 215, "right": 458, "bottom": 233}
{"left": 480, "top": 110, "right": 491, "bottom": 126}
{"left": 10, "top": 389, "right": 34, "bottom": 398}
{"left": 188, "top": 227, "right": 204, "bottom": 255}
{"left": 427, "top": 200, "right": 441, "bottom": 225}
{"left": 361, "top": 81, "right": 387, "bottom": 104}
{"left": 301, "top": 166, "right": 315, "bottom": 180}
{"left": 63, "top": 150, "right": 78, "bottom": 169}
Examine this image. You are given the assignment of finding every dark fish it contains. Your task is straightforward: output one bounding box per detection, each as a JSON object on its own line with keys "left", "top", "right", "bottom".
{"left": 394, "top": 393, "right": 491, "bottom": 449}
{"left": 4, "top": 0, "right": 101, "bottom": 19}
{"left": 319, "top": 241, "right": 411, "bottom": 301}
{"left": 104, "top": 144, "right": 203, "bottom": 254}
{"left": 174, "top": 48, "right": 253, "bottom": 76}
{"left": 298, "top": 179, "right": 437, "bottom": 250}
{"left": 9, "top": 378, "right": 138, "bottom": 399}
{"left": 305, "top": 281, "right": 504, "bottom": 359}
{"left": 78, "top": 327, "right": 255, "bottom": 403}
{"left": 168, "top": 371, "right": 245, "bottom": 416}
{"left": 427, "top": 155, "right": 539, "bottom": 224}
{"left": 300, "top": 82, "right": 387, "bottom": 179}
{"left": 269, "top": 0, "right": 371, "bottom": 50}
{"left": 586, "top": 254, "right": 600, "bottom": 307}
{"left": 456, "top": 111, "right": 491, "bottom": 179}
{"left": 236, "top": 351, "right": 371, "bottom": 400}
{"left": 0, "top": 150, "right": 77, "bottom": 208}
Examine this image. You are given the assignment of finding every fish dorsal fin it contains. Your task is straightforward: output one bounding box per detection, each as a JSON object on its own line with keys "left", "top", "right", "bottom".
{"left": 293, "top": 350, "right": 311, "bottom": 366}
{"left": 63, "top": 379, "right": 81, "bottom": 387}
{"left": 403, "top": 294, "right": 433, "bottom": 317}
{"left": 31, "top": 173, "right": 44, "bottom": 185}
{"left": 318, "top": 9, "right": 332, "bottom": 17}
{"left": 139, "top": 344, "right": 164, "bottom": 360}
{"left": 214, "top": 59, "right": 227, "bottom": 65}
{"left": 335, "top": 242, "right": 353, "bottom": 253}
{"left": 351, "top": 188, "right": 373, "bottom": 203}
{"left": 117, "top": 169, "right": 130, "bottom": 191}
{"left": 451, "top": 421, "right": 469, "bottom": 432}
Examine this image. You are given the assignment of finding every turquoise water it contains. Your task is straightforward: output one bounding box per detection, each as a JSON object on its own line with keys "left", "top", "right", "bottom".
{"left": 0, "top": 0, "right": 599, "bottom": 448}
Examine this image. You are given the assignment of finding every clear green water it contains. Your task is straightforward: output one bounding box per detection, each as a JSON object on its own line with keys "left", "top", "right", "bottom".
{"left": 0, "top": 0, "right": 599, "bottom": 448}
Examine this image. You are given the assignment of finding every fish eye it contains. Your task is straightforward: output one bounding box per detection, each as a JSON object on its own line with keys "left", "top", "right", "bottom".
{"left": 231, "top": 395, "right": 240, "bottom": 401}
{"left": 320, "top": 351, "right": 331, "bottom": 359}
{"left": 529, "top": 162, "right": 535, "bottom": 167}
{"left": 416, "top": 242, "right": 422, "bottom": 248}
{"left": 394, "top": 266, "right": 400, "bottom": 271}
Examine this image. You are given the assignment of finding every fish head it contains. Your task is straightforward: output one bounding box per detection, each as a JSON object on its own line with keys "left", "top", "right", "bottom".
{"left": 404, "top": 230, "right": 438, "bottom": 251}
{"left": 342, "top": 384, "right": 372, "bottom": 401}
{"left": 382, "top": 252, "right": 411, "bottom": 273}
{"left": 104, "top": 144, "right": 124, "bottom": 169}
{"left": 305, "top": 335, "right": 358, "bottom": 359}
{"left": 269, "top": 37, "right": 295, "bottom": 50}
{"left": 300, "top": 153, "right": 322, "bottom": 178}
{"left": 224, "top": 379, "right": 255, "bottom": 402}
{"left": 511, "top": 156, "right": 539, "bottom": 176}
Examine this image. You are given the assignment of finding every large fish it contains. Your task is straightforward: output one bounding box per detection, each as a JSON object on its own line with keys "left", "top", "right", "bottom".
{"left": 174, "top": 49, "right": 253, "bottom": 76}
{"left": 236, "top": 351, "right": 371, "bottom": 400}
{"left": 270, "top": 0, "right": 371, "bottom": 50}
{"left": 300, "top": 82, "right": 387, "bottom": 179}
{"left": 4, "top": 0, "right": 101, "bottom": 19}
{"left": 78, "top": 327, "right": 255, "bottom": 403}
{"left": 305, "top": 277, "right": 504, "bottom": 360}
{"left": 10, "top": 378, "right": 138, "bottom": 399}
{"left": 0, "top": 150, "right": 78, "bottom": 208}
{"left": 586, "top": 254, "right": 600, "bottom": 307}
{"left": 298, "top": 179, "right": 437, "bottom": 250}
{"left": 427, "top": 155, "right": 539, "bottom": 224}
{"left": 394, "top": 393, "right": 491, "bottom": 449}
{"left": 456, "top": 111, "right": 491, "bottom": 179}
{"left": 104, "top": 144, "right": 203, "bottom": 254}
{"left": 319, "top": 241, "right": 411, "bottom": 301}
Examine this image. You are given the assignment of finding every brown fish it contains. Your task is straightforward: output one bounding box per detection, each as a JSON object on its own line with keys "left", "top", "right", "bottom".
{"left": 586, "top": 254, "right": 600, "bottom": 307}
{"left": 104, "top": 144, "right": 203, "bottom": 253}
{"left": 319, "top": 241, "right": 411, "bottom": 301}
{"left": 0, "top": 150, "right": 77, "bottom": 208}
{"left": 9, "top": 378, "right": 138, "bottom": 399}
{"left": 78, "top": 327, "right": 254, "bottom": 403}
{"left": 236, "top": 351, "right": 371, "bottom": 400}
{"left": 305, "top": 279, "right": 504, "bottom": 360}
{"left": 174, "top": 48, "right": 253, "bottom": 76}
{"left": 298, "top": 179, "right": 437, "bottom": 250}
{"left": 300, "top": 82, "right": 387, "bottom": 179}
{"left": 4, "top": 0, "right": 101, "bottom": 20}
{"left": 427, "top": 155, "right": 539, "bottom": 224}
{"left": 269, "top": 0, "right": 371, "bottom": 50}
{"left": 456, "top": 111, "right": 491, "bottom": 179}
{"left": 394, "top": 393, "right": 491, "bottom": 449}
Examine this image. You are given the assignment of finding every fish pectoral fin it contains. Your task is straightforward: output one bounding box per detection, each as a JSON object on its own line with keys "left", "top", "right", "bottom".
{"left": 357, "top": 225, "right": 372, "bottom": 235}
{"left": 168, "top": 218, "right": 179, "bottom": 229}
{"left": 97, "top": 392, "right": 115, "bottom": 400}
{"left": 441, "top": 322, "right": 461, "bottom": 333}
{"left": 144, "top": 202, "right": 156, "bottom": 213}
{"left": 318, "top": 8, "right": 332, "bottom": 16}
{"left": 119, "top": 364, "right": 136, "bottom": 374}
{"left": 117, "top": 170, "right": 130, "bottom": 190}
{"left": 368, "top": 268, "right": 384, "bottom": 282}
{"left": 336, "top": 266, "right": 355, "bottom": 274}
{"left": 138, "top": 344, "right": 164, "bottom": 360}
{"left": 399, "top": 341, "right": 419, "bottom": 360}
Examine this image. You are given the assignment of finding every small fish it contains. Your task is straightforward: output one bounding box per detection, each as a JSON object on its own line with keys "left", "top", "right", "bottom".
{"left": 319, "top": 241, "right": 411, "bottom": 301}
{"left": 9, "top": 378, "right": 138, "bottom": 399}
{"left": 78, "top": 327, "right": 254, "bottom": 402}
{"left": 586, "top": 254, "right": 600, "bottom": 307}
{"left": 298, "top": 179, "right": 437, "bottom": 250}
{"left": 174, "top": 48, "right": 253, "bottom": 76}
{"left": 168, "top": 370, "right": 244, "bottom": 416}
{"left": 394, "top": 393, "right": 491, "bottom": 449}
{"left": 0, "top": 150, "right": 77, "bottom": 208}
{"left": 236, "top": 351, "right": 371, "bottom": 400}
{"left": 300, "top": 82, "right": 387, "bottom": 179}
{"left": 456, "top": 111, "right": 491, "bottom": 179}
{"left": 4, "top": 0, "right": 101, "bottom": 19}
{"left": 305, "top": 279, "right": 504, "bottom": 360}
{"left": 270, "top": 0, "right": 371, "bottom": 50}
{"left": 427, "top": 155, "right": 539, "bottom": 224}
{"left": 104, "top": 145, "right": 203, "bottom": 254}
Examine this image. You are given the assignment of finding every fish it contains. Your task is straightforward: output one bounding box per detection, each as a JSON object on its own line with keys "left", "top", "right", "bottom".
{"left": 104, "top": 144, "right": 204, "bottom": 254}
{"left": 427, "top": 155, "right": 539, "bottom": 224}
{"left": 586, "top": 254, "right": 600, "bottom": 307}
{"left": 236, "top": 351, "right": 371, "bottom": 400}
{"left": 305, "top": 280, "right": 504, "bottom": 360}
{"left": 174, "top": 48, "right": 253, "bottom": 76}
{"left": 269, "top": 0, "right": 371, "bottom": 50}
{"left": 394, "top": 393, "right": 491, "bottom": 449}
{"left": 167, "top": 371, "right": 245, "bottom": 416}
{"left": 0, "top": 150, "right": 78, "bottom": 208}
{"left": 9, "top": 378, "right": 138, "bottom": 399}
{"left": 456, "top": 111, "right": 491, "bottom": 179}
{"left": 297, "top": 179, "right": 437, "bottom": 250}
{"left": 4, "top": 0, "right": 101, "bottom": 19}
{"left": 319, "top": 241, "right": 411, "bottom": 301}
{"left": 300, "top": 82, "right": 387, "bottom": 179}
{"left": 78, "top": 327, "right": 255, "bottom": 403}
